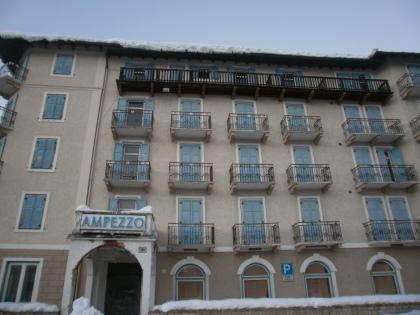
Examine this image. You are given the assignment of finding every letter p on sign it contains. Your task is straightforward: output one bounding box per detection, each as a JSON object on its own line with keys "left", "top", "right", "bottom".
{"left": 281, "top": 262, "right": 293, "bottom": 281}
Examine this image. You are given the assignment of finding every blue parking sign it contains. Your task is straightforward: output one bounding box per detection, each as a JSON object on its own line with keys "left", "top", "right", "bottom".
{"left": 281, "top": 262, "right": 293, "bottom": 281}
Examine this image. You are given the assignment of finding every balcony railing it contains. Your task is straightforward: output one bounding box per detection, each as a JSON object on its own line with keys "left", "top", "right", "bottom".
{"left": 286, "top": 164, "right": 332, "bottom": 193}
{"left": 117, "top": 67, "right": 392, "bottom": 103}
{"left": 0, "top": 62, "right": 28, "bottom": 98}
{"left": 292, "top": 221, "right": 342, "bottom": 249}
{"left": 280, "top": 115, "right": 322, "bottom": 144}
{"left": 363, "top": 220, "right": 420, "bottom": 245}
{"left": 104, "top": 160, "right": 151, "bottom": 190}
{"left": 168, "top": 162, "right": 213, "bottom": 192}
{"left": 410, "top": 115, "right": 420, "bottom": 141}
{"left": 227, "top": 113, "right": 269, "bottom": 142}
{"left": 351, "top": 164, "right": 418, "bottom": 192}
{"left": 0, "top": 105, "right": 17, "bottom": 130}
{"left": 397, "top": 73, "right": 420, "bottom": 98}
{"left": 111, "top": 109, "right": 153, "bottom": 138}
{"left": 342, "top": 118, "right": 404, "bottom": 145}
{"left": 233, "top": 223, "right": 280, "bottom": 251}
{"left": 0, "top": 62, "right": 28, "bottom": 81}
{"left": 229, "top": 163, "right": 275, "bottom": 194}
{"left": 170, "top": 111, "right": 212, "bottom": 140}
{"left": 168, "top": 223, "right": 215, "bottom": 251}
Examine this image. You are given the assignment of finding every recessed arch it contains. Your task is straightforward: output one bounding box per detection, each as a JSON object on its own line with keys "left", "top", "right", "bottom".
{"left": 367, "top": 252, "right": 405, "bottom": 294}
{"left": 366, "top": 252, "right": 402, "bottom": 271}
{"left": 170, "top": 256, "right": 211, "bottom": 276}
{"left": 237, "top": 255, "right": 276, "bottom": 275}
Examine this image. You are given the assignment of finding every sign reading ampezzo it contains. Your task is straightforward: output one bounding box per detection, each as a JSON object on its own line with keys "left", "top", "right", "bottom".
{"left": 80, "top": 214, "right": 146, "bottom": 231}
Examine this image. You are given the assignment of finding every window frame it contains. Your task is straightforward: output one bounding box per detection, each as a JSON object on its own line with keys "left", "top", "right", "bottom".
{"left": 0, "top": 257, "right": 43, "bottom": 303}
{"left": 303, "top": 261, "right": 333, "bottom": 298}
{"left": 39, "top": 92, "right": 69, "bottom": 122}
{"left": 174, "top": 264, "right": 206, "bottom": 301}
{"left": 51, "top": 53, "right": 76, "bottom": 77}
{"left": 370, "top": 259, "right": 401, "bottom": 294}
{"left": 28, "top": 136, "right": 60, "bottom": 172}
{"left": 240, "top": 263, "right": 272, "bottom": 298}
{"left": 15, "top": 192, "right": 50, "bottom": 232}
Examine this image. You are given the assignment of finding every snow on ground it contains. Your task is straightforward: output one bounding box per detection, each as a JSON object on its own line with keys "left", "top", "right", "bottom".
{"left": 0, "top": 302, "right": 59, "bottom": 313}
{"left": 70, "top": 297, "right": 103, "bottom": 315}
{"left": 153, "top": 295, "right": 420, "bottom": 313}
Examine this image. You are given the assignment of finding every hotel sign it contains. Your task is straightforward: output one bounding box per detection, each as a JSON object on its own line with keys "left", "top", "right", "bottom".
{"left": 80, "top": 213, "right": 146, "bottom": 231}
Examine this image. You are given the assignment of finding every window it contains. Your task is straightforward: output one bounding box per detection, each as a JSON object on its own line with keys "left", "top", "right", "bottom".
{"left": 241, "top": 263, "right": 271, "bottom": 298}
{"left": 30, "top": 138, "right": 58, "bottom": 170}
{"left": 175, "top": 264, "right": 205, "bottom": 300}
{"left": 17, "top": 194, "right": 47, "bottom": 230}
{"left": 0, "top": 260, "right": 41, "bottom": 302}
{"left": 52, "top": 54, "right": 74, "bottom": 75}
{"left": 108, "top": 197, "right": 147, "bottom": 212}
{"left": 304, "top": 262, "right": 333, "bottom": 297}
{"left": 371, "top": 260, "right": 400, "bottom": 294}
{"left": 42, "top": 94, "right": 66, "bottom": 120}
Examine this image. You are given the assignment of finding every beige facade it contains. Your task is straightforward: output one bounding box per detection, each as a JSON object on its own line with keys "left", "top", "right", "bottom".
{"left": 0, "top": 35, "right": 420, "bottom": 315}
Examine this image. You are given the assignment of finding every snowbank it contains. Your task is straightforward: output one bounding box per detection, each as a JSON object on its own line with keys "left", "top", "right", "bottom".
{"left": 70, "top": 297, "right": 103, "bottom": 315}
{"left": 385, "top": 311, "right": 420, "bottom": 315}
{"left": 0, "top": 302, "right": 59, "bottom": 313}
{"left": 153, "top": 295, "right": 420, "bottom": 313}
{"left": 76, "top": 204, "right": 153, "bottom": 214}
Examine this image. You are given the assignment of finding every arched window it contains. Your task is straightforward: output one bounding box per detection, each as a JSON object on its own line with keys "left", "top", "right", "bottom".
{"left": 241, "top": 263, "right": 272, "bottom": 298}
{"left": 175, "top": 264, "right": 206, "bottom": 300}
{"left": 304, "top": 262, "right": 333, "bottom": 297}
{"left": 371, "top": 260, "right": 400, "bottom": 294}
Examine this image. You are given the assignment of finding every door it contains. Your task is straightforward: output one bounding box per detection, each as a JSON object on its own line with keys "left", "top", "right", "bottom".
{"left": 126, "top": 100, "right": 144, "bottom": 126}
{"left": 234, "top": 101, "right": 256, "bottom": 130}
{"left": 389, "top": 197, "right": 414, "bottom": 241}
{"left": 366, "top": 198, "right": 390, "bottom": 241}
{"left": 300, "top": 198, "right": 323, "bottom": 242}
{"left": 407, "top": 65, "right": 420, "bottom": 86}
{"left": 286, "top": 103, "right": 307, "bottom": 131}
{"left": 180, "top": 143, "right": 202, "bottom": 181}
{"left": 365, "top": 106, "right": 385, "bottom": 133}
{"left": 241, "top": 199, "right": 265, "bottom": 245}
{"left": 293, "top": 146, "right": 314, "bottom": 182}
{"left": 105, "top": 263, "right": 141, "bottom": 315}
{"left": 114, "top": 143, "right": 149, "bottom": 181}
{"left": 353, "top": 147, "right": 376, "bottom": 182}
{"left": 180, "top": 99, "right": 202, "bottom": 129}
{"left": 376, "top": 147, "right": 407, "bottom": 182}
{"left": 277, "top": 69, "right": 304, "bottom": 87}
{"left": 178, "top": 198, "right": 203, "bottom": 244}
{"left": 343, "top": 105, "right": 364, "bottom": 133}
{"left": 238, "top": 145, "right": 260, "bottom": 182}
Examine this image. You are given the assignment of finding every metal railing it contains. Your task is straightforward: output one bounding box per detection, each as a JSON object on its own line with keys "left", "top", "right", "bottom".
{"left": 168, "top": 223, "right": 215, "bottom": 246}
{"left": 363, "top": 220, "right": 420, "bottom": 242}
{"left": 351, "top": 164, "right": 418, "bottom": 184}
{"left": 410, "top": 115, "right": 420, "bottom": 136}
{"left": 227, "top": 113, "right": 269, "bottom": 132}
{"left": 169, "top": 162, "right": 213, "bottom": 183}
{"left": 233, "top": 223, "right": 280, "bottom": 246}
{"left": 280, "top": 115, "right": 322, "bottom": 135}
{"left": 119, "top": 67, "right": 391, "bottom": 94}
{"left": 229, "top": 163, "right": 274, "bottom": 184}
{"left": 105, "top": 160, "right": 151, "bottom": 182}
{"left": 292, "top": 221, "right": 342, "bottom": 244}
{"left": 171, "top": 111, "right": 211, "bottom": 129}
{"left": 111, "top": 109, "right": 153, "bottom": 129}
{"left": 286, "top": 164, "right": 332, "bottom": 184}
{"left": 342, "top": 118, "right": 404, "bottom": 137}
{"left": 0, "top": 62, "right": 28, "bottom": 81}
{"left": 0, "top": 105, "right": 17, "bottom": 129}
{"left": 397, "top": 73, "right": 420, "bottom": 96}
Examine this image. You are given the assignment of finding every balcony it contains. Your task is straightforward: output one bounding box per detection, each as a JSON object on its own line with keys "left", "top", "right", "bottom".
{"left": 363, "top": 220, "right": 420, "bottom": 247}
{"left": 167, "top": 223, "right": 215, "bottom": 252}
{"left": 0, "top": 105, "right": 16, "bottom": 133}
{"left": 73, "top": 208, "right": 156, "bottom": 237}
{"left": 410, "top": 115, "right": 420, "bottom": 142}
{"left": 286, "top": 164, "right": 332, "bottom": 193}
{"left": 0, "top": 62, "right": 27, "bottom": 98}
{"left": 280, "top": 115, "right": 322, "bottom": 144}
{"left": 229, "top": 164, "right": 275, "bottom": 194}
{"left": 111, "top": 109, "right": 153, "bottom": 139}
{"left": 292, "top": 221, "right": 343, "bottom": 251}
{"left": 104, "top": 160, "right": 151, "bottom": 190}
{"left": 342, "top": 118, "right": 404, "bottom": 145}
{"left": 170, "top": 112, "right": 212, "bottom": 141}
{"left": 233, "top": 223, "right": 280, "bottom": 252}
{"left": 397, "top": 73, "right": 420, "bottom": 99}
{"left": 168, "top": 162, "right": 213, "bottom": 193}
{"left": 352, "top": 164, "right": 418, "bottom": 192}
{"left": 116, "top": 67, "right": 392, "bottom": 103}
{"left": 227, "top": 113, "right": 269, "bottom": 143}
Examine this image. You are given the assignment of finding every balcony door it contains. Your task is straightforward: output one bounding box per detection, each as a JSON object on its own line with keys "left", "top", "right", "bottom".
{"left": 180, "top": 99, "right": 202, "bottom": 129}
{"left": 337, "top": 72, "right": 371, "bottom": 91}
{"left": 178, "top": 198, "right": 203, "bottom": 244}
{"left": 180, "top": 143, "right": 202, "bottom": 181}
{"left": 234, "top": 101, "right": 256, "bottom": 130}
{"left": 114, "top": 142, "right": 149, "bottom": 180}
{"left": 343, "top": 105, "right": 364, "bottom": 133}
{"left": 238, "top": 145, "right": 260, "bottom": 182}
{"left": 293, "top": 145, "right": 314, "bottom": 182}
{"left": 117, "top": 98, "right": 154, "bottom": 128}
{"left": 300, "top": 198, "right": 323, "bottom": 242}
{"left": 170, "top": 64, "right": 186, "bottom": 81}
{"left": 365, "top": 198, "right": 390, "bottom": 241}
{"left": 286, "top": 103, "right": 308, "bottom": 131}
{"left": 388, "top": 197, "right": 414, "bottom": 241}
{"left": 353, "top": 147, "right": 376, "bottom": 182}
{"left": 375, "top": 147, "right": 407, "bottom": 181}
{"left": 240, "top": 199, "right": 265, "bottom": 245}
{"left": 407, "top": 65, "right": 420, "bottom": 86}
{"left": 365, "top": 105, "right": 385, "bottom": 133}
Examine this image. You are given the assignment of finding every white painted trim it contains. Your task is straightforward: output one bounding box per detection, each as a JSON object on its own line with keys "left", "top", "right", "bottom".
{"left": 350, "top": 145, "right": 374, "bottom": 166}
{"left": 39, "top": 91, "right": 69, "bottom": 122}
{"left": 297, "top": 196, "right": 323, "bottom": 221}
{"left": 362, "top": 196, "right": 390, "bottom": 221}
{"left": 341, "top": 103, "right": 363, "bottom": 121}
{"left": 175, "top": 196, "right": 205, "bottom": 223}
{"left": 0, "top": 257, "right": 43, "bottom": 302}
{"left": 0, "top": 243, "right": 69, "bottom": 250}
{"left": 50, "top": 52, "right": 76, "bottom": 77}
{"left": 15, "top": 191, "right": 50, "bottom": 232}
{"left": 235, "top": 143, "right": 262, "bottom": 164}
{"left": 237, "top": 196, "right": 267, "bottom": 223}
{"left": 177, "top": 141, "right": 205, "bottom": 162}
{"left": 385, "top": 195, "right": 413, "bottom": 220}
{"left": 363, "top": 104, "right": 384, "bottom": 119}
{"left": 339, "top": 243, "right": 370, "bottom": 248}
{"left": 283, "top": 101, "right": 307, "bottom": 115}
{"left": 290, "top": 144, "right": 315, "bottom": 164}
{"left": 178, "top": 97, "right": 203, "bottom": 112}
{"left": 232, "top": 99, "right": 257, "bottom": 114}
{"left": 27, "top": 136, "right": 60, "bottom": 172}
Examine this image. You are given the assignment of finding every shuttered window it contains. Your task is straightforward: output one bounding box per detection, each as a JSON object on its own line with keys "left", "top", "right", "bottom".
{"left": 18, "top": 194, "right": 47, "bottom": 230}
{"left": 53, "top": 54, "right": 74, "bottom": 75}
{"left": 31, "top": 138, "right": 58, "bottom": 170}
{"left": 42, "top": 94, "right": 66, "bottom": 120}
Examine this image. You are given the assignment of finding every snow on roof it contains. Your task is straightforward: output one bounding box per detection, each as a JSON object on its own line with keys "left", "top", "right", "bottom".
{"left": 0, "top": 302, "right": 59, "bottom": 313}
{"left": 153, "top": 295, "right": 420, "bottom": 313}
{"left": 0, "top": 30, "right": 372, "bottom": 59}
